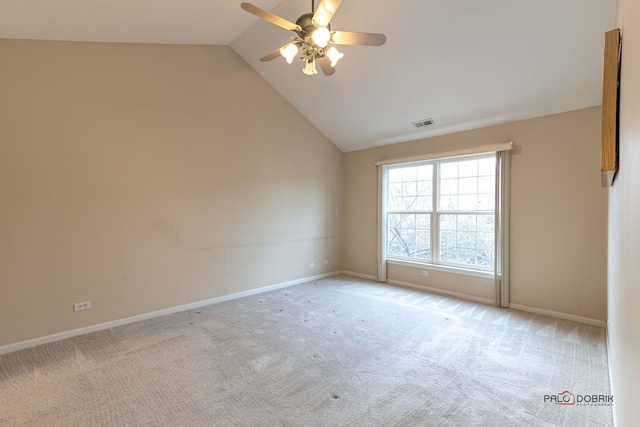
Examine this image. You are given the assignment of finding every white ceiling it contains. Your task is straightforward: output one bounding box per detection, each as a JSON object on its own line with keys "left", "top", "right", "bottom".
{"left": 0, "top": 0, "right": 617, "bottom": 152}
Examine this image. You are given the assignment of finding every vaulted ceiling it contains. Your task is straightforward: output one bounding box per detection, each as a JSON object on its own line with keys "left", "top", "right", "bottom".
{"left": 0, "top": 0, "right": 617, "bottom": 152}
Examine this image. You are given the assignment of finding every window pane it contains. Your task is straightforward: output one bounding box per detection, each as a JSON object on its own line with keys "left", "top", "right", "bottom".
{"left": 415, "top": 244, "right": 430, "bottom": 258}
{"left": 401, "top": 196, "right": 417, "bottom": 210}
{"left": 458, "top": 177, "right": 478, "bottom": 194}
{"left": 387, "top": 213, "right": 431, "bottom": 260}
{"left": 477, "top": 194, "right": 495, "bottom": 210}
{"left": 457, "top": 231, "right": 477, "bottom": 248}
{"left": 415, "top": 196, "right": 431, "bottom": 211}
{"left": 403, "top": 182, "right": 417, "bottom": 197}
{"left": 440, "top": 214, "right": 456, "bottom": 231}
{"left": 477, "top": 215, "right": 495, "bottom": 232}
{"left": 458, "top": 214, "right": 476, "bottom": 231}
{"left": 440, "top": 195, "right": 457, "bottom": 211}
{"left": 440, "top": 246, "right": 457, "bottom": 263}
{"left": 440, "top": 230, "right": 457, "bottom": 248}
{"left": 479, "top": 157, "right": 496, "bottom": 175}
{"left": 416, "top": 231, "right": 430, "bottom": 244}
{"left": 440, "top": 178, "right": 458, "bottom": 195}
{"left": 458, "top": 195, "right": 478, "bottom": 210}
{"left": 478, "top": 176, "right": 495, "bottom": 194}
{"left": 416, "top": 214, "right": 430, "bottom": 229}
{"left": 438, "top": 213, "right": 494, "bottom": 268}
{"left": 440, "top": 162, "right": 458, "bottom": 179}
{"left": 438, "top": 156, "right": 496, "bottom": 213}
{"left": 417, "top": 181, "right": 432, "bottom": 196}
{"left": 388, "top": 183, "right": 402, "bottom": 210}
{"left": 417, "top": 164, "right": 433, "bottom": 180}
{"left": 458, "top": 159, "right": 478, "bottom": 177}
{"left": 388, "top": 163, "right": 433, "bottom": 212}
{"left": 389, "top": 168, "right": 403, "bottom": 183}
{"left": 457, "top": 249, "right": 477, "bottom": 265}
{"left": 402, "top": 166, "right": 417, "bottom": 181}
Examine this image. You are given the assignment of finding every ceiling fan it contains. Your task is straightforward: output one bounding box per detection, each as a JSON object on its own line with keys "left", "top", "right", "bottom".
{"left": 240, "top": 0, "right": 387, "bottom": 76}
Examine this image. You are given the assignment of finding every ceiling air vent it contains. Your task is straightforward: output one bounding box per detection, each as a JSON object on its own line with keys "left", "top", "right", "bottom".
{"left": 412, "top": 118, "right": 435, "bottom": 128}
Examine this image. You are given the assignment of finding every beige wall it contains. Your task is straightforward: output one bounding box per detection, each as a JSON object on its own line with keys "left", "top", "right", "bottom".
{"left": 0, "top": 38, "right": 612, "bottom": 350}
{"left": 608, "top": 0, "right": 640, "bottom": 424}
{"left": 0, "top": 40, "right": 343, "bottom": 347}
{"left": 344, "top": 107, "right": 608, "bottom": 320}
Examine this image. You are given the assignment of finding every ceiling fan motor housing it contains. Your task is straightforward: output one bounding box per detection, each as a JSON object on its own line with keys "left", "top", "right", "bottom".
{"left": 295, "top": 13, "right": 329, "bottom": 39}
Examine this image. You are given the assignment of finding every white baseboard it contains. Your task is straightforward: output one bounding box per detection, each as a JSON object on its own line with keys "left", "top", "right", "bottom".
{"left": 510, "top": 303, "right": 606, "bottom": 328}
{"left": 341, "top": 272, "right": 607, "bottom": 328}
{"left": 386, "top": 278, "right": 495, "bottom": 306}
{"left": 1, "top": 270, "right": 605, "bottom": 355}
{"left": 0, "top": 271, "right": 341, "bottom": 356}
{"left": 340, "top": 272, "right": 494, "bottom": 305}
{"left": 340, "top": 270, "right": 377, "bottom": 281}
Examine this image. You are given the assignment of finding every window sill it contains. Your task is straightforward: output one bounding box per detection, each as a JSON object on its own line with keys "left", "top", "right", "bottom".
{"left": 386, "top": 258, "right": 494, "bottom": 279}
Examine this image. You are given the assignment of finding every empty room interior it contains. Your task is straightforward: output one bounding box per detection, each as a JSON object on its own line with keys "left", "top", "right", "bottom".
{"left": 1, "top": 0, "right": 639, "bottom": 425}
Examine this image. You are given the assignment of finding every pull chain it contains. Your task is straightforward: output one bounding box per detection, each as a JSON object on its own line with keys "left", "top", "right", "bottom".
{"left": 312, "top": 0, "right": 315, "bottom": 12}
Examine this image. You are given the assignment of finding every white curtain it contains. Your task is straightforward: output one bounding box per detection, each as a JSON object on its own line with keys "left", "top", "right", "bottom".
{"left": 377, "top": 164, "right": 388, "bottom": 282}
{"left": 494, "top": 150, "right": 511, "bottom": 308}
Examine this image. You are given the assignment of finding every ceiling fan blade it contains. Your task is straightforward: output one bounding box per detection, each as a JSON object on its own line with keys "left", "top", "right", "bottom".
{"left": 241, "top": 3, "right": 301, "bottom": 32}
{"left": 313, "top": 0, "right": 342, "bottom": 27}
{"left": 260, "top": 48, "right": 282, "bottom": 62}
{"left": 332, "top": 31, "right": 387, "bottom": 46}
{"left": 317, "top": 56, "right": 336, "bottom": 76}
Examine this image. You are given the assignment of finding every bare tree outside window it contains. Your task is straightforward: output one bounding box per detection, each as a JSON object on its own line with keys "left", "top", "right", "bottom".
{"left": 438, "top": 157, "right": 495, "bottom": 268}
{"left": 387, "top": 164, "right": 432, "bottom": 260}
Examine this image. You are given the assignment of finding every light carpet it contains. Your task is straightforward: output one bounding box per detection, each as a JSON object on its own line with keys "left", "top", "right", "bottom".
{"left": 0, "top": 275, "right": 612, "bottom": 426}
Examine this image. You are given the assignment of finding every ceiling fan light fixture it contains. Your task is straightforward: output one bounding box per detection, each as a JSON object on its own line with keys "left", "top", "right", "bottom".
{"left": 279, "top": 43, "right": 298, "bottom": 64}
{"left": 311, "top": 26, "right": 331, "bottom": 47}
{"left": 303, "top": 58, "right": 318, "bottom": 75}
{"left": 241, "top": 1, "right": 386, "bottom": 76}
{"left": 326, "top": 46, "right": 344, "bottom": 67}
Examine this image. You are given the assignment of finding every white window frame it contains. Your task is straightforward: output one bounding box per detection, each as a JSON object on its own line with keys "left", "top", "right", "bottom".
{"left": 376, "top": 142, "right": 514, "bottom": 306}
{"left": 384, "top": 154, "right": 496, "bottom": 276}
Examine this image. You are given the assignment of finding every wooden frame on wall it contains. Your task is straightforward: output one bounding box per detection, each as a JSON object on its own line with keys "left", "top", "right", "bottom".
{"left": 601, "top": 28, "right": 622, "bottom": 187}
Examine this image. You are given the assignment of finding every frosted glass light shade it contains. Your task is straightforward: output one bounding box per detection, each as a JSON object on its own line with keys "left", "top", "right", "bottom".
{"left": 279, "top": 43, "right": 298, "bottom": 64}
{"left": 312, "top": 26, "right": 331, "bottom": 48}
{"left": 327, "top": 47, "right": 344, "bottom": 67}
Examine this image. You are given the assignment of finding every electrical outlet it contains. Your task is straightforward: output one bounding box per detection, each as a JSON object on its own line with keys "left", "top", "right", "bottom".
{"left": 309, "top": 262, "right": 315, "bottom": 268}
{"left": 74, "top": 301, "right": 91, "bottom": 311}
{"left": 421, "top": 271, "right": 429, "bottom": 276}
{"left": 323, "top": 260, "right": 329, "bottom": 265}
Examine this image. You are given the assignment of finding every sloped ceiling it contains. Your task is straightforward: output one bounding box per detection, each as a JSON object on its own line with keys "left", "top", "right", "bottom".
{"left": 0, "top": 0, "right": 617, "bottom": 152}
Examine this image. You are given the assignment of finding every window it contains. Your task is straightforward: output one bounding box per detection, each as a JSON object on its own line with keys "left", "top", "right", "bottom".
{"left": 385, "top": 154, "right": 496, "bottom": 271}
{"left": 377, "top": 143, "right": 512, "bottom": 304}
